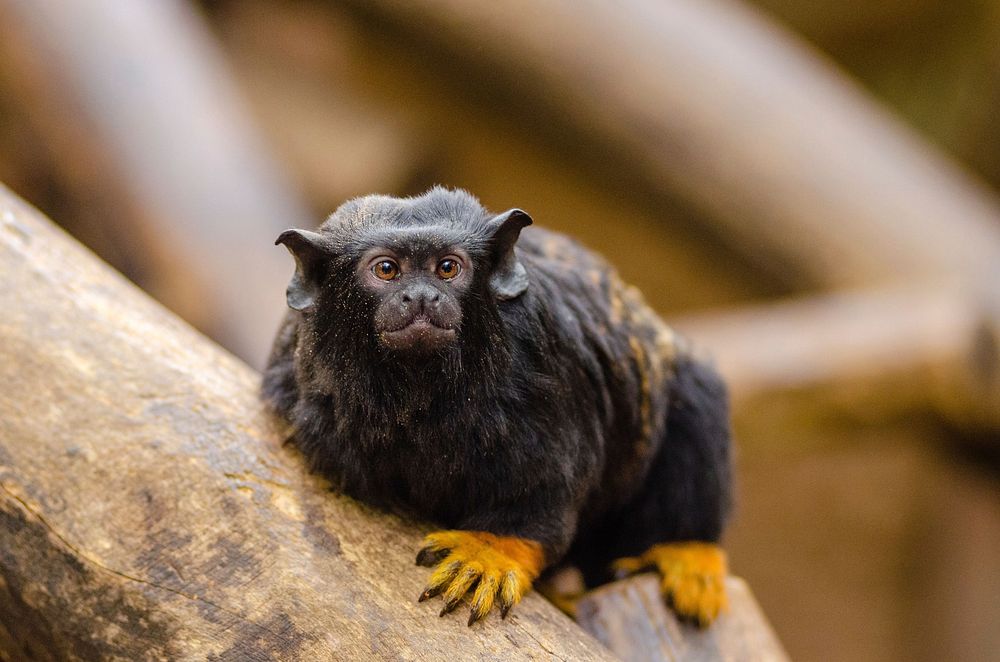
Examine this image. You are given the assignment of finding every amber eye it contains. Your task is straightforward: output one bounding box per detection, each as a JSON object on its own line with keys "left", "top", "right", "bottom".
{"left": 372, "top": 259, "right": 399, "bottom": 280}
{"left": 436, "top": 258, "right": 461, "bottom": 280}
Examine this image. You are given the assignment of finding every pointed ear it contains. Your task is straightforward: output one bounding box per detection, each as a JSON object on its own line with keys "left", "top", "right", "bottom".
{"left": 486, "top": 208, "right": 533, "bottom": 300}
{"left": 275, "top": 229, "right": 330, "bottom": 311}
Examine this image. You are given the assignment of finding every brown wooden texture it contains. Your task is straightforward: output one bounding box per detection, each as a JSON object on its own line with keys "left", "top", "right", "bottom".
{"left": 577, "top": 575, "right": 789, "bottom": 662}
{"left": 0, "top": 186, "right": 618, "bottom": 659}
{"left": 334, "top": 0, "right": 1000, "bottom": 287}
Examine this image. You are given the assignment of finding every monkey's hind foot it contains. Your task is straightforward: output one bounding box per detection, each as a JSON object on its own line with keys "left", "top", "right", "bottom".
{"left": 612, "top": 542, "right": 729, "bottom": 627}
{"left": 415, "top": 530, "right": 544, "bottom": 626}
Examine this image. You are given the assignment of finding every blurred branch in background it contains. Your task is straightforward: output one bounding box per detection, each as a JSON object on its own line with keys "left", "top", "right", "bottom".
{"left": 0, "top": 0, "right": 314, "bottom": 366}
{"left": 674, "top": 283, "right": 1000, "bottom": 441}
{"left": 753, "top": 0, "right": 1000, "bottom": 191}
{"left": 334, "top": 0, "right": 1000, "bottom": 288}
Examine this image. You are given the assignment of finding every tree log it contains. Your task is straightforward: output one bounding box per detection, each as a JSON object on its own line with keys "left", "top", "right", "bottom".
{"left": 0, "top": 186, "right": 618, "bottom": 659}
{"left": 577, "top": 576, "right": 789, "bottom": 662}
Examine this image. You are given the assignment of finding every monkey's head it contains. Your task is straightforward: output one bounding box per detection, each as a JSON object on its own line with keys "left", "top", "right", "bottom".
{"left": 275, "top": 188, "right": 532, "bottom": 357}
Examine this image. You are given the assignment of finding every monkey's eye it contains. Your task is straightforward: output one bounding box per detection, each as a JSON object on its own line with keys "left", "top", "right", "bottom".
{"left": 436, "top": 258, "right": 461, "bottom": 280}
{"left": 372, "top": 259, "right": 399, "bottom": 280}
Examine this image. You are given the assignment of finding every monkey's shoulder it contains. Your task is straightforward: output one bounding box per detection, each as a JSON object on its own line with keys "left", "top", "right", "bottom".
{"left": 517, "top": 226, "right": 608, "bottom": 273}
{"left": 516, "top": 226, "right": 682, "bottom": 367}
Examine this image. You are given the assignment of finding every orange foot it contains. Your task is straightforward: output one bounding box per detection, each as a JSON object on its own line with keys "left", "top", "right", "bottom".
{"left": 612, "top": 542, "right": 729, "bottom": 627}
{"left": 415, "top": 530, "right": 544, "bottom": 626}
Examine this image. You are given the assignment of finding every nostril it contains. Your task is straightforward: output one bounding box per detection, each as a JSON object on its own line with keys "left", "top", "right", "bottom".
{"left": 401, "top": 293, "right": 412, "bottom": 303}
{"left": 429, "top": 291, "right": 440, "bottom": 303}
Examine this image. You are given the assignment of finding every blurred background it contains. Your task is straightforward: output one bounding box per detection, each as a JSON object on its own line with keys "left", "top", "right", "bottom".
{"left": 0, "top": 1, "right": 998, "bottom": 660}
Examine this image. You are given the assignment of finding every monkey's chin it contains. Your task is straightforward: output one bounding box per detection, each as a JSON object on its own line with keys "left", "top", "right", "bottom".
{"left": 378, "top": 319, "right": 457, "bottom": 354}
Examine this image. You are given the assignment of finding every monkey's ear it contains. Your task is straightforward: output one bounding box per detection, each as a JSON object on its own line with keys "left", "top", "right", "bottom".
{"left": 275, "top": 229, "right": 330, "bottom": 311}
{"left": 486, "top": 208, "right": 533, "bottom": 300}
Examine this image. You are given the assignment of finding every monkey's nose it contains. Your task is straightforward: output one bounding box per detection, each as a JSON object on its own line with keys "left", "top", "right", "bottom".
{"left": 401, "top": 284, "right": 441, "bottom": 309}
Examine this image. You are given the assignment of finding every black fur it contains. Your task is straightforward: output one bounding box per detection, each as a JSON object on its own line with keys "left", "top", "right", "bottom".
{"left": 262, "top": 187, "right": 732, "bottom": 578}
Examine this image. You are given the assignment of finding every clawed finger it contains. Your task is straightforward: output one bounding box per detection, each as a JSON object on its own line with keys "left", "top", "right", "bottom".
{"left": 418, "top": 559, "right": 462, "bottom": 602}
{"left": 440, "top": 566, "right": 481, "bottom": 616}
{"left": 467, "top": 572, "right": 500, "bottom": 626}
{"left": 499, "top": 570, "right": 527, "bottom": 619}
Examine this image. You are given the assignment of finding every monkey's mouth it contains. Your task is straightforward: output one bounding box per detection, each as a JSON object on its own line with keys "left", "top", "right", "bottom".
{"left": 379, "top": 316, "right": 456, "bottom": 352}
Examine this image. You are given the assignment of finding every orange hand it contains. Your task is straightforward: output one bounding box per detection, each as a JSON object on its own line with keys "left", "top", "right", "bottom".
{"left": 613, "top": 541, "right": 729, "bottom": 626}
{"left": 416, "top": 530, "right": 545, "bottom": 625}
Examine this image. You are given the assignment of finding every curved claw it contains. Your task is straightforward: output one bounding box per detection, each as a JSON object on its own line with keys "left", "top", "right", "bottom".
{"left": 439, "top": 566, "right": 480, "bottom": 617}
{"left": 440, "top": 598, "right": 462, "bottom": 617}
{"left": 467, "top": 572, "right": 500, "bottom": 626}
{"left": 500, "top": 602, "right": 513, "bottom": 620}
{"left": 418, "top": 585, "right": 444, "bottom": 603}
{"left": 499, "top": 569, "right": 528, "bottom": 619}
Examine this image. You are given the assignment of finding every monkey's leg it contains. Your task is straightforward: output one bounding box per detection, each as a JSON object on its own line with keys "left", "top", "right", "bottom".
{"left": 611, "top": 354, "right": 733, "bottom": 626}
{"left": 415, "top": 530, "right": 545, "bottom": 626}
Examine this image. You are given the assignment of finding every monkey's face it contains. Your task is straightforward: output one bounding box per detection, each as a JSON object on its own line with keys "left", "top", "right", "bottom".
{"left": 356, "top": 238, "right": 470, "bottom": 353}
{"left": 275, "top": 188, "right": 532, "bottom": 358}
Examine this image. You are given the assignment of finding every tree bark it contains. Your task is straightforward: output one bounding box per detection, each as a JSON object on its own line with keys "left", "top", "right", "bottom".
{"left": 577, "top": 576, "right": 789, "bottom": 662}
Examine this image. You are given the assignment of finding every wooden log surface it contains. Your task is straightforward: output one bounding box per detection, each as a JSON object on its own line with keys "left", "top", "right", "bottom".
{"left": 576, "top": 576, "right": 789, "bottom": 662}
{"left": 0, "top": 186, "right": 617, "bottom": 659}
{"left": 334, "top": 0, "right": 1000, "bottom": 287}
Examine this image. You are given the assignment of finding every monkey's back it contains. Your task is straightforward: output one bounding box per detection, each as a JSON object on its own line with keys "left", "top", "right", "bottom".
{"left": 511, "top": 227, "right": 685, "bottom": 523}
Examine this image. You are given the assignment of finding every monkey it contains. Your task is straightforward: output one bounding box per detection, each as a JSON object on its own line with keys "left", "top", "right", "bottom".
{"left": 263, "top": 187, "right": 732, "bottom": 627}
